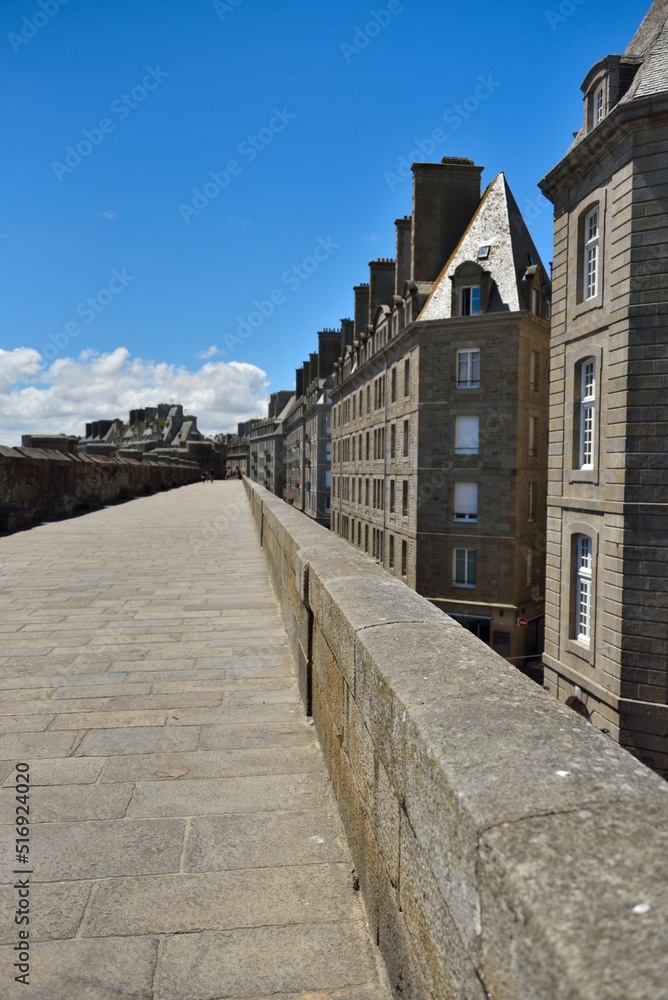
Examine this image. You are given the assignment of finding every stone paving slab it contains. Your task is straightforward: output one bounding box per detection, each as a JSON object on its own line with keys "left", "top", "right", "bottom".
{"left": 0, "top": 482, "right": 390, "bottom": 999}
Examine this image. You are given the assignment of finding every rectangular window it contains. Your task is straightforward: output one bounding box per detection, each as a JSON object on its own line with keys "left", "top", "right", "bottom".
{"left": 366, "top": 386, "right": 371, "bottom": 413}
{"left": 364, "top": 524, "right": 369, "bottom": 552}
{"left": 390, "top": 423, "right": 396, "bottom": 459}
{"left": 576, "top": 535, "right": 592, "bottom": 642}
{"left": 580, "top": 359, "right": 596, "bottom": 469}
{"left": 530, "top": 350, "right": 540, "bottom": 391}
{"left": 454, "top": 482, "right": 478, "bottom": 522}
{"left": 403, "top": 419, "right": 409, "bottom": 458}
{"left": 529, "top": 415, "right": 537, "bottom": 457}
{"left": 402, "top": 480, "right": 408, "bottom": 517}
{"left": 365, "top": 478, "right": 369, "bottom": 506}
{"left": 351, "top": 479, "right": 355, "bottom": 503}
{"left": 389, "top": 480, "right": 395, "bottom": 513}
{"left": 401, "top": 540, "right": 407, "bottom": 577}
{"left": 457, "top": 349, "right": 480, "bottom": 388}
{"left": 461, "top": 286, "right": 481, "bottom": 316}
{"left": 455, "top": 415, "right": 479, "bottom": 455}
{"left": 454, "top": 548, "right": 477, "bottom": 587}
{"left": 528, "top": 481, "right": 536, "bottom": 521}
{"left": 404, "top": 358, "right": 410, "bottom": 396}
{"left": 584, "top": 208, "right": 599, "bottom": 300}
{"left": 391, "top": 367, "right": 397, "bottom": 402}
{"left": 594, "top": 84, "right": 604, "bottom": 125}
{"left": 366, "top": 432, "right": 370, "bottom": 460}
{"left": 389, "top": 535, "right": 395, "bottom": 569}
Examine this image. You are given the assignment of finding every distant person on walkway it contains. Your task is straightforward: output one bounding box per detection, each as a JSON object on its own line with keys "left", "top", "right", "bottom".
{"left": 208, "top": 469, "right": 215, "bottom": 483}
{"left": 200, "top": 470, "right": 206, "bottom": 484}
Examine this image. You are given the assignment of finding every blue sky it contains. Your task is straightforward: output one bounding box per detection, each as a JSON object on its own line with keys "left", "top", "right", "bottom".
{"left": 0, "top": 0, "right": 649, "bottom": 443}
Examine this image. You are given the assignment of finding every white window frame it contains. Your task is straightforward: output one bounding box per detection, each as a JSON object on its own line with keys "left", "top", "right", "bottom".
{"left": 579, "top": 359, "right": 596, "bottom": 469}
{"left": 460, "top": 285, "right": 481, "bottom": 316}
{"left": 453, "top": 548, "right": 477, "bottom": 588}
{"left": 457, "top": 348, "right": 480, "bottom": 388}
{"left": 576, "top": 535, "right": 592, "bottom": 643}
{"left": 454, "top": 482, "right": 478, "bottom": 522}
{"left": 584, "top": 208, "right": 599, "bottom": 300}
{"left": 455, "top": 415, "right": 480, "bottom": 455}
{"left": 593, "top": 84, "right": 604, "bottom": 126}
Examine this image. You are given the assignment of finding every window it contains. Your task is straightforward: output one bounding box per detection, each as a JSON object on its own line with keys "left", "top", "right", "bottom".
{"left": 389, "top": 535, "right": 395, "bottom": 569}
{"left": 528, "top": 481, "right": 536, "bottom": 522}
{"left": 584, "top": 208, "right": 599, "bottom": 300}
{"left": 529, "top": 416, "right": 537, "bottom": 457}
{"left": 454, "top": 482, "right": 478, "bottom": 522}
{"left": 576, "top": 535, "right": 592, "bottom": 643}
{"left": 365, "top": 478, "right": 369, "bottom": 506}
{"left": 391, "top": 367, "right": 397, "bottom": 402}
{"left": 593, "top": 84, "right": 604, "bottom": 126}
{"left": 460, "top": 286, "right": 481, "bottom": 316}
{"left": 404, "top": 358, "right": 410, "bottom": 396}
{"left": 389, "top": 480, "right": 395, "bottom": 513}
{"left": 403, "top": 419, "right": 409, "bottom": 458}
{"left": 364, "top": 524, "right": 369, "bottom": 552}
{"left": 390, "top": 423, "right": 396, "bottom": 459}
{"left": 365, "top": 432, "right": 370, "bottom": 460}
{"left": 478, "top": 245, "right": 491, "bottom": 260}
{"left": 454, "top": 549, "right": 477, "bottom": 588}
{"left": 580, "top": 359, "right": 595, "bottom": 469}
{"left": 366, "top": 386, "right": 371, "bottom": 413}
{"left": 455, "top": 415, "right": 479, "bottom": 455}
{"left": 457, "top": 349, "right": 480, "bottom": 388}
{"left": 530, "top": 350, "right": 540, "bottom": 391}
{"left": 402, "top": 480, "right": 408, "bottom": 517}
{"left": 401, "top": 540, "right": 407, "bottom": 577}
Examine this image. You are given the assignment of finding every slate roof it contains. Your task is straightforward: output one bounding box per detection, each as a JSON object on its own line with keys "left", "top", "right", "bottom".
{"left": 622, "top": 0, "right": 668, "bottom": 101}
{"left": 418, "top": 173, "right": 549, "bottom": 321}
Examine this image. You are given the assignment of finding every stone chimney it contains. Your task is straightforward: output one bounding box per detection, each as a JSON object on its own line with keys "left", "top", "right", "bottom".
{"left": 368, "top": 259, "right": 396, "bottom": 325}
{"left": 354, "top": 284, "right": 370, "bottom": 339}
{"left": 341, "top": 318, "right": 354, "bottom": 347}
{"left": 411, "top": 157, "right": 483, "bottom": 282}
{"left": 318, "top": 329, "right": 343, "bottom": 377}
{"left": 395, "top": 216, "right": 412, "bottom": 295}
{"left": 295, "top": 368, "right": 304, "bottom": 398}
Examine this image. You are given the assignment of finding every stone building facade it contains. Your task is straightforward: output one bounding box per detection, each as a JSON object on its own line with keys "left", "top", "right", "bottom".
{"left": 283, "top": 328, "right": 348, "bottom": 526}
{"left": 539, "top": 0, "right": 668, "bottom": 774}
{"left": 248, "top": 392, "right": 293, "bottom": 495}
{"left": 331, "top": 159, "right": 551, "bottom": 667}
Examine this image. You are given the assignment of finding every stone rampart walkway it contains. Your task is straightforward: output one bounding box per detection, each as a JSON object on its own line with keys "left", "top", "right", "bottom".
{"left": 0, "top": 482, "right": 390, "bottom": 1000}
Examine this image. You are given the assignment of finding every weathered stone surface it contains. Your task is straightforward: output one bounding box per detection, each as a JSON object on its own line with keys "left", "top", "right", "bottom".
{"left": 99, "top": 746, "right": 322, "bottom": 783}
{"left": 75, "top": 725, "right": 199, "bottom": 757}
{"left": 200, "top": 721, "right": 312, "bottom": 750}
{"left": 156, "top": 923, "right": 384, "bottom": 1000}
{"left": 0, "top": 819, "right": 185, "bottom": 882}
{"left": 127, "top": 772, "right": 326, "bottom": 818}
{"left": 82, "top": 864, "right": 359, "bottom": 936}
{"left": 0, "top": 881, "right": 91, "bottom": 943}
{"left": 0, "top": 936, "right": 158, "bottom": 999}
{"left": 184, "top": 810, "right": 347, "bottom": 871}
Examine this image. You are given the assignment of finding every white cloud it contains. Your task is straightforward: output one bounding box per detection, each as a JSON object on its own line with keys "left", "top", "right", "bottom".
{"left": 0, "top": 346, "right": 269, "bottom": 446}
{"left": 196, "top": 345, "right": 220, "bottom": 359}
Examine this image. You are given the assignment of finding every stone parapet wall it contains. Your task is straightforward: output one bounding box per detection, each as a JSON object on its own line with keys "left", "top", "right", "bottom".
{"left": 0, "top": 446, "right": 199, "bottom": 532}
{"left": 244, "top": 477, "right": 668, "bottom": 1000}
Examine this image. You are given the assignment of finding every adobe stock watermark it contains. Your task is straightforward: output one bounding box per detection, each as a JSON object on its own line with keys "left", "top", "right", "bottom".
{"left": 545, "top": 0, "right": 587, "bottom": 31}
{"left": 219, "top": 236, "right": 340, "bottom": 356}
{"left": 40, "top": 268, "right": 135, "bottom": 361}
{"left": 178, "top": 107, "right": 296, "bottom": 225}
{"left": 213, "top": 0, "right": 246, "bottom": 21}
{"left": 340, "top": 0, "right": 409, "bottom": 62}
{"left": 8, "top": 0, "right": 71, "bottom": 54}
{"left": 51, "top": 66, "right": 169, "bottom": 182}
{"left": 384, "top": 74, "right": 501, "bottom": 191}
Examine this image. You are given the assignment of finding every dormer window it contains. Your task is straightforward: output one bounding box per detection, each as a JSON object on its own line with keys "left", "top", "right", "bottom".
{"left": 461, "top": 286, "right": 480, "bottom": 316}
{"left": 593, "top": 84, "right": 604, "bottom": 126}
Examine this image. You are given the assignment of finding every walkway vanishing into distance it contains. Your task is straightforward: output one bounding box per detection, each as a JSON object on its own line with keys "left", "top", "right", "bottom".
{"left": 0, "top": 481, "right": 391, "bottom": 1000}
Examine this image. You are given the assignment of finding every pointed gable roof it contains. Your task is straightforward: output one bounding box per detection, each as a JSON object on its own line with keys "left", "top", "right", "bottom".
{"left": 418, "top": 173, "right": 548, "bottom": 321}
